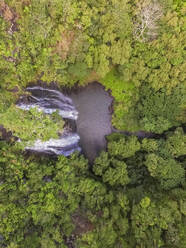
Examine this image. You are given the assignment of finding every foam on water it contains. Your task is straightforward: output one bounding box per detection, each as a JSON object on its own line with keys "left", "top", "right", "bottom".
{"left": 17, "top": 86, "right": 81, "bottom": 156}
{"left": 25, "top": 133, "right": 81, "bottom": 156}
{"left": 17, "top": 103, "right": 78, "bottom": 120}
{"left": 17, "top": 86, "right": 78, "bottom": 120}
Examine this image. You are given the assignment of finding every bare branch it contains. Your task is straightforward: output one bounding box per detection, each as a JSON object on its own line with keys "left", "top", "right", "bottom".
{"left": 133, "top": 0, "right": 163, "bottom": 42}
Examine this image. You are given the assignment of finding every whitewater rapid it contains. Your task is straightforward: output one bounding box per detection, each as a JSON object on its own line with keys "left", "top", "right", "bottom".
{"left": 17, "top": 86, "right": 81, "bottom": 156}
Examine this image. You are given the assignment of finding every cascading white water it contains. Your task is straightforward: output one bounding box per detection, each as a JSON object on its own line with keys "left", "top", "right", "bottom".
{"left": 25, "top": 133, "right": 81, "bottom": 156}
{"left": 17, "top": 86, "right": 81, "bottom": 156}
{"left": 17, "top": 86, "right": 78, "bottom": 120}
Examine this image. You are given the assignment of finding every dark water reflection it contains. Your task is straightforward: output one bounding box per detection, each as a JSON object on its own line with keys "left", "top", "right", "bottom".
{"left": 69, "top": 83, "right": 113, "bottom": 162}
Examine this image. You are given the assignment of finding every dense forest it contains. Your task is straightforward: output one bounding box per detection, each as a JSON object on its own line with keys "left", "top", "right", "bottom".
{"left": 0, "top": 0, "right": 185, "bottom": 247}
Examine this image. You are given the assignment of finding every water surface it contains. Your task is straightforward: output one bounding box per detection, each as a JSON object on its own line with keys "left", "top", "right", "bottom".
{"left": 16, "top": 83, "right": 113, "bottom": 161}
{"left": 69, "top": 83, "right": 113, "bottom": 162}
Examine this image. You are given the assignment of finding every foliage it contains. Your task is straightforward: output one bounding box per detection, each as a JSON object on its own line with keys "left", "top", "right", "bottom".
{"left": 131, "top": 84, "right": 186, "bottom": 133}
{"left": 108, "top": 135, "right": 141, "bottom": 159}
{"left": 131, "top": 195, "right": 183, "bottom": 247}
{"left": 0, "top": 144, "right": 88, "bottom": 247}
{"left": 0, "top": 0, "right": 185, "bottom": 247}
{"left": 94, "top": 152, "right": 130, "bottom": 186}
{"left": 145, "top": 153, "right": 184, "bottom": 189}
{"left": 0, "top": 127, "right": 185, "bottom": 248}
{"left": 0, "top": 0, "right": 185, "bottom": 132}
{"left": 162, "top": 127, "right": 186, "bottom": 158}
{"left": 0, "top": 105, "right": 64, "bottom": 144}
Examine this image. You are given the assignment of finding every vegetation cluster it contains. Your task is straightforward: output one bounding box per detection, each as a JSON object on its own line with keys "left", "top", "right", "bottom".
{"left": 0, "top": 128, "right": 185, "bottom": 248}
{"left": 0, "top": 0, "right": 185, "bottom": 247}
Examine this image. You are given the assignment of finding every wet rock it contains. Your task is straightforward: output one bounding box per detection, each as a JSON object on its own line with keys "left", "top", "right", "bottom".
{"left": 25, "top": 133, "right": 81, "bottom": 156}
{"left": 0, "top": 125, "right": 18, "bottom": 142}
{"left": 17, "top": 86, "right": 78, "bottom": 120}
{"left": 17, "top": 86, "right": 81, "bottom": 157}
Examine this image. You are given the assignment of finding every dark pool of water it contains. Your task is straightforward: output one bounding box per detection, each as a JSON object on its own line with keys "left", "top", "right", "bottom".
{"left": 16, "top": 82, "right": 157, "bottom": 161}
{"left": 69, "top": 83, "right": 113, "bottom": 162}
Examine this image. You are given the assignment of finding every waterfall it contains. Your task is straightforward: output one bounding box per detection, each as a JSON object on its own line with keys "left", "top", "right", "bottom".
{"left": 17, "top": 86, "right": 81, "bottom": 156}
{"left": 25, "top": 133, "right": 81, "bottom": 156}
{"left": 17, "top": 86, "right": 78, "bottom": 120}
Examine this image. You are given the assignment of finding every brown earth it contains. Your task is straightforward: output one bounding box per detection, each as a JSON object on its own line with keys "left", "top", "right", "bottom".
{"left": 72, "top": 212, "right": 94, "bottom": 236}
{"left": 82, "top": 71, "right": 101, "bottom": 86}
{"left": 0, "top": 1, "right": 14, "bottom": 22}
{"left": 0, "top": 1, "right": 18, "bottom": 34}
{"left": 55, "top": 30, "right": 75, "bottom": 60}
{"left": 0, "top": 125, "right": 18, "bottom": 142}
